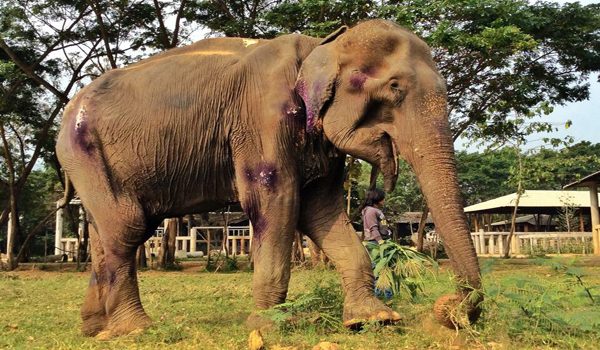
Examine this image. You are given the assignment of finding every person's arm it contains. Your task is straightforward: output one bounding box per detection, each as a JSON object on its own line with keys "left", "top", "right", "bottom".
{"left": 364, "top": 208, "right": 384, "bottom": 243}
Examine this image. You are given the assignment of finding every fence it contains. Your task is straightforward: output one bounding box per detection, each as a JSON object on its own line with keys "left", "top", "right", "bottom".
{"left": 470, "top": 230, "right": 594, "bottom": 256}
{"left": 145, "top": 226, "right": 252, "bottom": 258}
{"left": 56, "top": 226, "right": 252, "bottom": 262}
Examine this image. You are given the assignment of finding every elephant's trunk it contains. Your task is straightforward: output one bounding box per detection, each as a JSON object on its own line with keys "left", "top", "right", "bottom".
{"left": 401, "top": 92, "right": 482, "bottom": 328}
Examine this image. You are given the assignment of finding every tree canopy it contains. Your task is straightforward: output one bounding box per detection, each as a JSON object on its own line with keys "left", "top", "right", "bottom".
{"left": 1, "top": 0, "right": 599, "bottom": 266}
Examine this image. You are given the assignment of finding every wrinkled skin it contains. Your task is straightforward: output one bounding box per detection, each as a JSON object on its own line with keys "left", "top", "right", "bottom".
{"left": 56, "top": 20, "right": 481, "bottom": 338}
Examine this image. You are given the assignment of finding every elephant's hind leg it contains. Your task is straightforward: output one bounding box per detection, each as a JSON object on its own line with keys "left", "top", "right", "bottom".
{"left": 76, "top": 185, "right": 152, "bottom": 338}
{"left": 81, "top": 224, "right": 108, "bottom": 336}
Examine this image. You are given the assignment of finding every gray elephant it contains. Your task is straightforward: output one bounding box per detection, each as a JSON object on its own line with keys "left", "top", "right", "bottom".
{"left": 55, "top": 19, "right": 481, "bottom": 338}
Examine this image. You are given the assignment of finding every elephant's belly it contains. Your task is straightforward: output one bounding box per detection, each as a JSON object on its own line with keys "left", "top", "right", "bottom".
{"left": 133, "top": 163, "right": 238, "bottom": 218}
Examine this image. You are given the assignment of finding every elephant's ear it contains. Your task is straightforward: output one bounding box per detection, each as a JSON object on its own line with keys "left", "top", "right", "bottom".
{"left": 296, "top": 26, "right": 347, "bottom": 132}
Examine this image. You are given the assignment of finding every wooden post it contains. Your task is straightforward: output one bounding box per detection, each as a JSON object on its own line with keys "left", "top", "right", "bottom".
{"left": 489, "top": 233, "right": 495, "bottom": 255}
{"left": 207, "top": 229, "right": 212, "bottom": 255}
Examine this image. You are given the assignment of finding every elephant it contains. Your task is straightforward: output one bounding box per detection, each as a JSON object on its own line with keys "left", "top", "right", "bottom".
{"left": 55, "top": 19, "right": 481, "bottom": 338}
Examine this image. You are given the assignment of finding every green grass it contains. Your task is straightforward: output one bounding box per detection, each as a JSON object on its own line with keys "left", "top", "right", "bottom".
{"left": 1, "top": 257, "right": 599, "bottom": 349}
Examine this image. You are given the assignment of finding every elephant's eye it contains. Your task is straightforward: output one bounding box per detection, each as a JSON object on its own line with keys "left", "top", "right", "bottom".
{"left": 389, "top": 80, "right": 406, "bottom": 106}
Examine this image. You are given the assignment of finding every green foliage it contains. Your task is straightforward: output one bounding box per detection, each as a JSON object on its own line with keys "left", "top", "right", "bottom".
{"left": 191, "top": 0, "right": 600, "bottom": 144}
{"left": 205, "top": 252, "right": 239, "bottom": 272}
{"left": 365, "top": 240, "right": 437, "bottom": 298}
{"left": 483, "top": 259, "right": 599, "bottom": 337}
{"left": 261, "top": 280, "right": 344, "bottom": 334}
{"left": 456, "top": 141, "right": 600, "bottom": 206}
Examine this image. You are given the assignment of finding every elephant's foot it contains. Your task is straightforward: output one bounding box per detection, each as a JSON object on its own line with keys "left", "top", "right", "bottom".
{"left": 342, "top": 295, "right": 401, "bottom": 328}
{"left": 94, "top": 312, "right": 152, "bottom": 340}
{"left": 246, "top": 311, "right": 275, "bottom": 331}
{"left": 81, "top": 311, "right": 108, "bottom": 337}
{"left": 81, "top": 287, "right": 108, "bottom": 337}
{"left": 433, "top": 293, "right": 482, "bottom": 329}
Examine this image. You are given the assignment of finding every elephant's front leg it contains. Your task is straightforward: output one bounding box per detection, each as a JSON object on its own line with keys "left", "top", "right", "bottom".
{"left": 236, "top": 162, "right": 299, "bottom": 312}
{"left": 298, "top": 174, "right": 400, "bottom": 327}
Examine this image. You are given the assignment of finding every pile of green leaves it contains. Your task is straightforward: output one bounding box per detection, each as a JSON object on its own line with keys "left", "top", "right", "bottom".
{"left": 261, "top": 281, "right": 344, "bottom": 333}
{"left": 365, "top": 241, "right": 437, "bottom": 299}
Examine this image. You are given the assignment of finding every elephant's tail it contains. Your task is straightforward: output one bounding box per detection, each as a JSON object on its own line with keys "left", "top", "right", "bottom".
{"left": 57, "top": 173, "right": 75, "bottom": 209}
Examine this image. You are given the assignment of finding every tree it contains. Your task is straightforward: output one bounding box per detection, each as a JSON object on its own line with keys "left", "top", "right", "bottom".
{"left": 456, "top": 148, "right": 515, "bottom": 205}
{"left": 0, "top": 0, "right": 204, "bottom": 269}
{"left": 379, "top": 1, "right": 600, "bottom": 145}
{"left": 197, "top": 0, "right": 600, "bottom": 227}
{"left": 200, "top": 0, "right": 600, "bottom": 145}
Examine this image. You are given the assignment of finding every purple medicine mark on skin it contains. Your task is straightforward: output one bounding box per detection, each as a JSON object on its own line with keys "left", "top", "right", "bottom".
{"left": 73, "top": 106, "right": 94, "bottom": 155}
{"left": 295, "top": 79, "right": 320, "bottom": 133}
{"left": 350, "top": 72, "right": 368, "bottom": 90}
{"left": 244, "top": 163, "right": 278, "bottom": 191}
{"left": 282, "top": 100, "right": 303, "bottom": 119}
{"left": 257, "top": 165, "right": 277, "bottom": 189}
{"left": 243, "top": 196, "right": 267, "bottom": 242}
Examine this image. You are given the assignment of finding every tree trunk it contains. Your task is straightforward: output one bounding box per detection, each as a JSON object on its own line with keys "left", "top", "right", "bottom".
{"left": 157, "top": 219, "right": 177, "bottom": 268}
{"left": 166, "top": 218, "right": 178, "bottom": 266}
{"left": 416, "top": 203, "right": 429, "bottom": 253}
{"left": 504, "top": 146, "right": 524, "bottom": 258}
{"left": 504, "top": 186, "right": 523, "bottom": 258}
{"left": 137, "top": 244, "right": 147, "bottom": 269}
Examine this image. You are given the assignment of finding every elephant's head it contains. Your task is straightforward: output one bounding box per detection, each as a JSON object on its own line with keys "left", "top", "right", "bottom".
{"left": 297, "top": 20, "right": 482, "bottom": 327}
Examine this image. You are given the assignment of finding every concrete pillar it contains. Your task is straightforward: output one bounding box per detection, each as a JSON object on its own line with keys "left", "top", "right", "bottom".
{"left": 498, "top": 233, "right": 505, "bottom": 256}
{"left": 190, "top": 227, "right": 197, "bottom": 253}
{"left": 590, "top": 184, "right": 599, "bottom": 255}
{"left": 511, "top": 233, "right": 520, "bottom": 255}
{"left": 55, "top": 202, "right": 64, "bottom": 255}
{"left": 478, "top": 229, "right": 485, "bottom": 255}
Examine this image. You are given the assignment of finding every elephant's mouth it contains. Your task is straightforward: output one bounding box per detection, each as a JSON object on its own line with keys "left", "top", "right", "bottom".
{"left": 378, "top": 132, "right": 398, "bottom": 192}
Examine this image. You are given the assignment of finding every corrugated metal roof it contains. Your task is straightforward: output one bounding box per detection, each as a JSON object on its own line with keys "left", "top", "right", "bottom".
{"left": 397, "top": 212, "right": 434, "bottom": 224}
{"left": 564, "top": 170, "right": 600, "bottom": 189}
{"left": 491, "top": 214, "right": 554, "bottom": 226}
{"left": 464, "top": 190, "right": 597, "bottom": 214}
